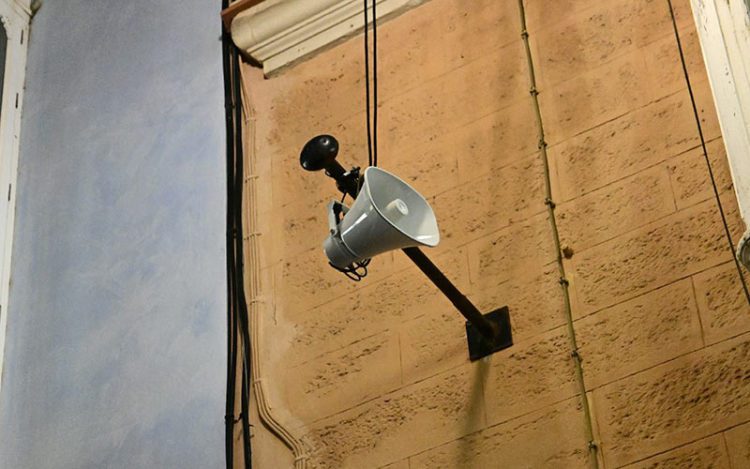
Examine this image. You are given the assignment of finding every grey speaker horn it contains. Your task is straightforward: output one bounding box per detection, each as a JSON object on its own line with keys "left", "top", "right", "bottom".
{"left": 324, "top": 167, "right": 440, "bottom": 269}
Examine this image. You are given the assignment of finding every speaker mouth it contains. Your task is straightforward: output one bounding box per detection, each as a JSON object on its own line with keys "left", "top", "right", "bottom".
{"left": 362, "top": 167, "right": 440, "bottom": 248}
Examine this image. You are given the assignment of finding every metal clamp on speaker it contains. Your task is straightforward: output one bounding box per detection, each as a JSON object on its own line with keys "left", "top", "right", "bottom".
{"left": 324, "top": 200, "right": 355, "bottom": 269}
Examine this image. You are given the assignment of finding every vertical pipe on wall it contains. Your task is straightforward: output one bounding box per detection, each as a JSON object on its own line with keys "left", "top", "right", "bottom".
{"left": 516, "top": 1, "right": 600, "bottom": 467}
{"left": 238, "top": 63, "right": 310, "bottom": 469}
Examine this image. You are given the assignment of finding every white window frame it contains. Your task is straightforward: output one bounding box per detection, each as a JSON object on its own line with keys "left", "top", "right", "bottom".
{"left": 0, "top": 0, "right": 30, "bottom": 395}
{"left": 690, "top": 0, "right": 750, "bottom": 267}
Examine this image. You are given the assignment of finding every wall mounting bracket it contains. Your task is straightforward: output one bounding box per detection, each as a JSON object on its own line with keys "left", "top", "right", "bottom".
{"left": 465, "top": 306, "right": 513, "bottom": 361}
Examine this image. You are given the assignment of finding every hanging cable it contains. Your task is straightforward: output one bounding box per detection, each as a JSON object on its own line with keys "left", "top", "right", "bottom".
{"left": 371, "top": 0, "right": 378, "bottom": 167}
{"left": 517, "top": 2, "right": 599, "bottom": 467}
{"left": 363, "top": 0, "right": 379, "bottom": 168}
{"left": 666, "top": 0, "right": 750, "bottom": 306}
{"left": 233, "top": 41, "right": 253, "bottom": 469}
{"left": 363, "top": 0, "right": 373, "bottom": 167}
{"left": 323, "top": 0, "right": 382, "bottom": 283}
{"left": 221, "top": 3, "right": 238, "bottom": 466}
{"left": 223, "top": 0, "right": 253, "bottom": 465}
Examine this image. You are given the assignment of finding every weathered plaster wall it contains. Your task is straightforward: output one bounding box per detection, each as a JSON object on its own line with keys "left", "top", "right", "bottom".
{"left": 242, "top": 0, "right": 750, "bottom": 467}
{"left": 0, "top": 1, "right": 226, "bottom": 467}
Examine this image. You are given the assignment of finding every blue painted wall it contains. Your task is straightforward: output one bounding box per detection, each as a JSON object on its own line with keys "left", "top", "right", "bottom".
{"left": 0, "top": 1, "right": 226, "bottom": 467}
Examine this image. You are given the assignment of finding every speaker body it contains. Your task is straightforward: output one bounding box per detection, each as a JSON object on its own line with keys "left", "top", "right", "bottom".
{"left": 324, "top": 167, "right": 440, "bottom": 268}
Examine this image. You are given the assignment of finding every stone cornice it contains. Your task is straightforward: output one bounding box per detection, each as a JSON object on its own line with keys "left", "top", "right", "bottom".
{"left": 228, "top": 0, "right": 427, "bottom": 75}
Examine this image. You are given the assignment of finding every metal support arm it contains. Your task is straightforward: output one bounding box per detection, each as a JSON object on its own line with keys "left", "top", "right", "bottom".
{"left": 402, "top": 247, "right": 512, "bottom": 360}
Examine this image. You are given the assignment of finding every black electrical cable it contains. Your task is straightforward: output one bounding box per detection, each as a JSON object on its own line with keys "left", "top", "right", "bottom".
{"left": 221, "top": 3, "right": 237, "bottom": 466}
{"left": 330, "top": 0, "right": 381, "bottom": 283}
{"left": 363, "top": 0, "right": 373, "bottom": 168}
{"left": 241, "top": 364, "right": 252, "bottom": 456}
{"left": 222, "top": 0, "right": 254, "bottom": 466}
{"left": 362, "top": 0, "right": 379, "bottom": 167}
{"left": 232, "top": 44, "right": 253, "bottom": 469}
{"left": 667, "top": 0, "right": 750, "bottom": 306}
{"left": 371, "top": 0, "right": 378, "bottom": 167}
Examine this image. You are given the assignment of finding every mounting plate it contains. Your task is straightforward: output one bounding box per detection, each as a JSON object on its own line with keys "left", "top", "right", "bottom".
{"left": 465, "top": 306, "right": 513, "bottom": 361}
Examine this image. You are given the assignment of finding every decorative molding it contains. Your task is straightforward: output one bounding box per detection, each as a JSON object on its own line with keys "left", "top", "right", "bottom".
{"left": 229, "top": 0, "right": 428, "bottom": 75}
{"left": 221, "top": 0, "right": 267, "bottom": 30}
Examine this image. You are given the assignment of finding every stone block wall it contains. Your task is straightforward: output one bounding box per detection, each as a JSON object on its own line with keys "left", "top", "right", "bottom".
{"left": 240, "top": 0, "right": 750, "bottom": 467}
